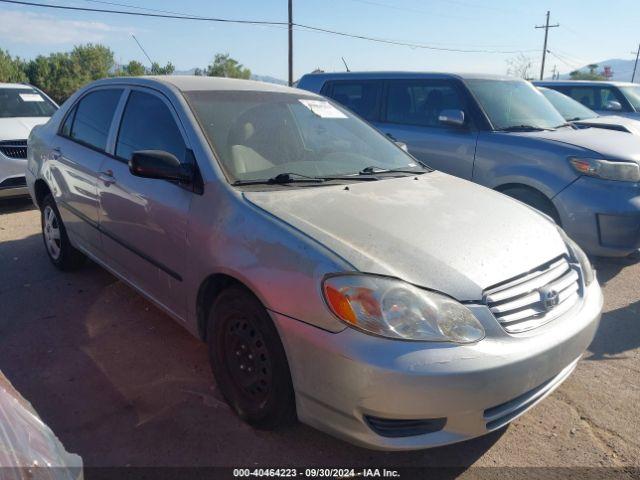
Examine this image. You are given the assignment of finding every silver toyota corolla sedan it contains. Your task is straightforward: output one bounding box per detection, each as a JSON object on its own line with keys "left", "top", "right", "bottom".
{"left": 27, "top": 76, "right": 602, "bottom": 450}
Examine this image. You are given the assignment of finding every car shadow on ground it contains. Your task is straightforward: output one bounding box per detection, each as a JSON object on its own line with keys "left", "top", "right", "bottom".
{"left": 0, "top": 197, "right": 35, "bottom": 215}
{"left": 0, "top": 232, "right": 505, "bottom": 469}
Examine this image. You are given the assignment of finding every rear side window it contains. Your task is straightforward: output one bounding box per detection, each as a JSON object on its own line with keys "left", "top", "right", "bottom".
{"left": 325, "top": 81, "right": 382, "bottom": 121}
{"left": 67, "top": 89, "right": 123, "bottom": 151}
{"left": 385, "top": 80, "right": 464, "bottom": 127}
{"left": 116, "top": 91, "right": 186, "bottom": 162}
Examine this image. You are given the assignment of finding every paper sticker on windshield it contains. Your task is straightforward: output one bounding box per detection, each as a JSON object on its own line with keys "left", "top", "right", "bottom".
{"left": 299, "top": 99, "right": 347, "bottom": 118}
{"left": 19, "top": 93, "right": 45, "bottom": 102}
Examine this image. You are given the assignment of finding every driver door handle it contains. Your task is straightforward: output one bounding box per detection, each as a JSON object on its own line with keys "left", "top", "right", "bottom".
{"left": 98, "top": 169, "right": 116, "bottom": 187}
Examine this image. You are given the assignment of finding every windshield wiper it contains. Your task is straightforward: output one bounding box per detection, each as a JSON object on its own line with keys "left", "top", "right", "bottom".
{"left": 359, "top": 164, "right": 431, "bottom": 175}
{"left": 233, "top": 172, "right": 325, "bottom": 186}
{"left": 496, "top": 125, "right": 552, "bottom": 132}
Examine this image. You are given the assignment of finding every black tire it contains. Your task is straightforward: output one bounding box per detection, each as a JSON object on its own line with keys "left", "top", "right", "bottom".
{"left": 40, "top": 194, "right": 86, "bottom": 270}
{"left": 501, "top": 187, "right": 561, "bottom": 225}
{"left": 207, "top": 285, "right": 296, "bottom": 429}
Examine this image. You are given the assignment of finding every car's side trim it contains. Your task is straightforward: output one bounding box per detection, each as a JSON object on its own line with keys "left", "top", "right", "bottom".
{"left": 59, "top": 200, "right": 183, "bottom": 282}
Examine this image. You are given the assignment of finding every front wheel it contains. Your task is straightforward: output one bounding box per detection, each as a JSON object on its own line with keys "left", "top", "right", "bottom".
{"left": 501, "top": 187, "right": 561, "bottom": 225}
{"left": 207, "top": 285, "right": 296, "bottom": 430}
{"left": 41, "top": 194, "right": 85, "bottom": 270}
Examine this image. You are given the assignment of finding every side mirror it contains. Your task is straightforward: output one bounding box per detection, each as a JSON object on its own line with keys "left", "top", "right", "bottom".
{"left": 129, "top": 150, "right": 192, "bottom": 183}
{"left": 604, "top": 100, "right": 622, "bottom": 111}
{"left": 438, "top": 109, "right": 466, "bottom": 127}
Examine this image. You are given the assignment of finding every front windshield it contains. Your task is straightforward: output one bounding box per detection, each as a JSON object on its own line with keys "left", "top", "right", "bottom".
{"left": 539, "top": 87, "right": 597, "bottom": 121}
{"left": 465, "top": 79, "right": 566, "bottom": 130}
{"left": 0, "top": 88, "right": 57, "bottom": 118}
{"left": 620, "top": 86, "right": 640, "bottom": 111}
{"left": 185, "top": 90, "right": 419, "bottom": 183}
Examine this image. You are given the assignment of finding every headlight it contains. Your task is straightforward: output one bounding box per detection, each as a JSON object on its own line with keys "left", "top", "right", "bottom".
{"left": 322, "top": 275, "right": 485, "bottom": 343}
{"left": 556, "top": 227, "right": 595, "bottom": 286}
{"left": 569, "top": 157, "right": 640, "bottom": 182}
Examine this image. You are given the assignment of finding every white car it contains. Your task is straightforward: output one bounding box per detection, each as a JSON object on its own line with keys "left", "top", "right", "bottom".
{"left": 0, "top": 83, "right": 57, "bottom": 199}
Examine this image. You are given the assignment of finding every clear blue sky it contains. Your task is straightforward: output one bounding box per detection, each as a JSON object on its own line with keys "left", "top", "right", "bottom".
{"left": 1, "top": 0, "right": 639, "bottom": 80}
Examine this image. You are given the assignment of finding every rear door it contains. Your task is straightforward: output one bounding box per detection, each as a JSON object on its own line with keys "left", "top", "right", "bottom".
{"left": 377, "top": 79, "right": 478, "bottom": 179}
{"left": 52, "top": 88, "right": 124, "bottom": 252}
{"left": 322, "top": 80, "right": 383, "bottom": 123}
{"left": 97, "top": 87, "right": 194, "bottom": 320}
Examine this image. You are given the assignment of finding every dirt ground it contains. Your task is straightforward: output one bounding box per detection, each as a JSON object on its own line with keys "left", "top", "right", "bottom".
{"left": 1, "top": 198, "right": 638, "bottom": 477}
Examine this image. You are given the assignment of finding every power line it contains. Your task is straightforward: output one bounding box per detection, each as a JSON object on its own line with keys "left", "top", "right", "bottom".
{"left": 0, "top": 0, "right": 539, "bottom": 55}
{"left": 0, "top": 0, "right": 288, "bottom": 25}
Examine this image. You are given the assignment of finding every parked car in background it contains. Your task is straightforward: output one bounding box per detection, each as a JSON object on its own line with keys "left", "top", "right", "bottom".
{"left": 298, "top": 72, "right": 640, "bottom": 257}
{"left": 538, "top": 86, "right": 640, "bottom": 135}
{"left": 0, "top": 83, "right": 57, "bottom": 199}
{"left": 535, "top": 80, "right": 640, "bottom": 119}
{"left": 27, "top": 76, "right": 602, "bottom": 450}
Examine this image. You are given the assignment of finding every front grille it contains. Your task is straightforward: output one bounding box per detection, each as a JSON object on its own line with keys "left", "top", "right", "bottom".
{"left": 0, "top": 140, "right": 27, "bottom": 159}
{"left": 0, "top": 176, "right": 26, "bottom": 189}
{"left": 484, "top": 256, "right": 581, "bottom": 333}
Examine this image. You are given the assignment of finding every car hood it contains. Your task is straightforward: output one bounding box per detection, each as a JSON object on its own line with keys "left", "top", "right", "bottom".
{"left": 0, "top": 117, "right": 49, "bottom": 141}
{"left": 524, "top": 126, "right": 640, "bottom": 163}
{"left": 243, "top": 172, "right": 567, "bottom": 301}
{"left": 574, "top": 116, "right": 640, "bottom": 136}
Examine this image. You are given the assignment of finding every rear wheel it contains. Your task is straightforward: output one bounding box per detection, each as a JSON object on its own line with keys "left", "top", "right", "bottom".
{"left": 40, "top": 194, "right": 85, "bottom": 270}
{"left": 207, "top": 285, "right": 296, "bottom": 429}
{"left": 501, "top": 187, "right": 561, "bottom": 225}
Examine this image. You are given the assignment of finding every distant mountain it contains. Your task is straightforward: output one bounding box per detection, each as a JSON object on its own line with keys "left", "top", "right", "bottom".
{"left": 172, "top": 68, "right": 287, "bottom": 85}
{"left": 557, "top": 58, "right": 638, "bottom": 82}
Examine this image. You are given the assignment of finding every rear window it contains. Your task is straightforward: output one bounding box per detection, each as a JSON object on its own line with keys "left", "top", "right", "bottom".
{"left": 66, "top": 89, "right": 122, "bottom": 151}
{"left": 326, "top": 81, "right": 382, "bottom": 121}
{"left": 0, "top": 88, "right": 57, "bottom": 118}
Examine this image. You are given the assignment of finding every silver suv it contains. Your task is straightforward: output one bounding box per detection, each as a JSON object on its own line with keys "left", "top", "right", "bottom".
{"left": 27, "top": 76, "right": 602, "bottom": 450}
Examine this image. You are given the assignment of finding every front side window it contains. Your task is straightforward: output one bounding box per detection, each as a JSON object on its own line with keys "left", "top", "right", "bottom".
{"left": 465, "top": 79, "right": 565, "bottom": 130}
{"left": 68, "top": 89, "right": 123, "bottom": 151}
{"left": 566, "top": 86, "right": 626, "bottom": 111}
{"left": 386, "top": 80, "right": 464, "bottom": 127}
{"left": 185, "top": 90, "right": 416, "bottom": 183}
{"left": 116, "top": 91, "right": 186, "bottom": 162}
{"left": 539, "top": 87, "right": 596, "bottom": 121}
{"left": 327, "top": 81, "right": 382, "bottom": 121}
{"left": 0, "top": 88, "right": 57, "bottom": 118}
{"left": 620, "top": 86, "right": 640, "bottom": 111}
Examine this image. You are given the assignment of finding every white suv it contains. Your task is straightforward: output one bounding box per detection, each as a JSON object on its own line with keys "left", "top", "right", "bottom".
{"left": 0, "top": 83, "right": 57, "bottom": 198}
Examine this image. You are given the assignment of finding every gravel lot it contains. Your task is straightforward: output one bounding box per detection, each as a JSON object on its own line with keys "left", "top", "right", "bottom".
{"left": 0, "top": 198, "right": 638, "bottom": 476}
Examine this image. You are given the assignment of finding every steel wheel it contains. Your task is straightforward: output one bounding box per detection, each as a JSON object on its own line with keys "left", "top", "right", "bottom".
{"left": 224, "top": 316, "right": 273, "bottom": 403}
{"left": 43, "top": 205, "right": 61, "bottom": 260}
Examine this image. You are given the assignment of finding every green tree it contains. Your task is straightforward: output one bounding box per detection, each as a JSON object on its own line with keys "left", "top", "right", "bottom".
{"left": 150, "top": 61, "right": 175, "bottom": 75}
{"left": 569, "top": 70, "right": 606, "bottom": 81}
{"left": 0, "top": 49, "right": 27, "bottom": 83}
{"left": 26, "top": 44, "right": 115, "bottom": 103}
{"left": 120, "top": 60, "right": 147, "bottom": 76}
{"left": 206, "top": 53, "right": 251, "bottom": 79}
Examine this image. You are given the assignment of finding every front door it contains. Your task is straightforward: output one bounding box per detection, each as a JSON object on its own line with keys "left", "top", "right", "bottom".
{"left": 97, "top": 88, "right": 193, "bottom": 320}
{"left": 376, "top": 79, "right": 478, "bottom": 180}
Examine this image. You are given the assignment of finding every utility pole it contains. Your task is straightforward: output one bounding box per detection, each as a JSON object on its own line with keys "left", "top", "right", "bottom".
{"left": 551, "top": 64, "right": 557, "bottom": 80}
{"left": 632, "top": 43, "right": 640, "bottom": 83}
{"left": 288, "top": 0, "right": 293, "bottom": 86}
{"left": 535, "top": 11, "right": 559, "bottom": 80}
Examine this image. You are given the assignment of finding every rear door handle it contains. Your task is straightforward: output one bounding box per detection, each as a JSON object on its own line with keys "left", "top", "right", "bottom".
{"left": 98, "top": 169, "right": 116, "bottom": 187}
{"left": 51, "top": 147, "right": 62, "bottom": 160}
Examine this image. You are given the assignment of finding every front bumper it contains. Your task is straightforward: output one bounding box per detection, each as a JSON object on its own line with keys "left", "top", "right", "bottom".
{"left": 0, "top": 156, "right": 28, "bottom": 199}
{"left": 272, "top": 280, "right": 602, "bottom": 451}
{"left": 554, "top": 176, "right": 640, "bottom": 257}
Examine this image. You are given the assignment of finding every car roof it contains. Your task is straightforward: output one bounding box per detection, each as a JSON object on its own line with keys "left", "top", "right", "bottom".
{"left": 298, "top": 71, "right": 517, "bottom": 82}
{"left": 0, "top": 83, "right": 37, "bottom": 89}
{"left": 534, "top": 80, "right": 638, "bottom": 87}
{"left": 87, "top": 75, "right": 317, "bottom": 95}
